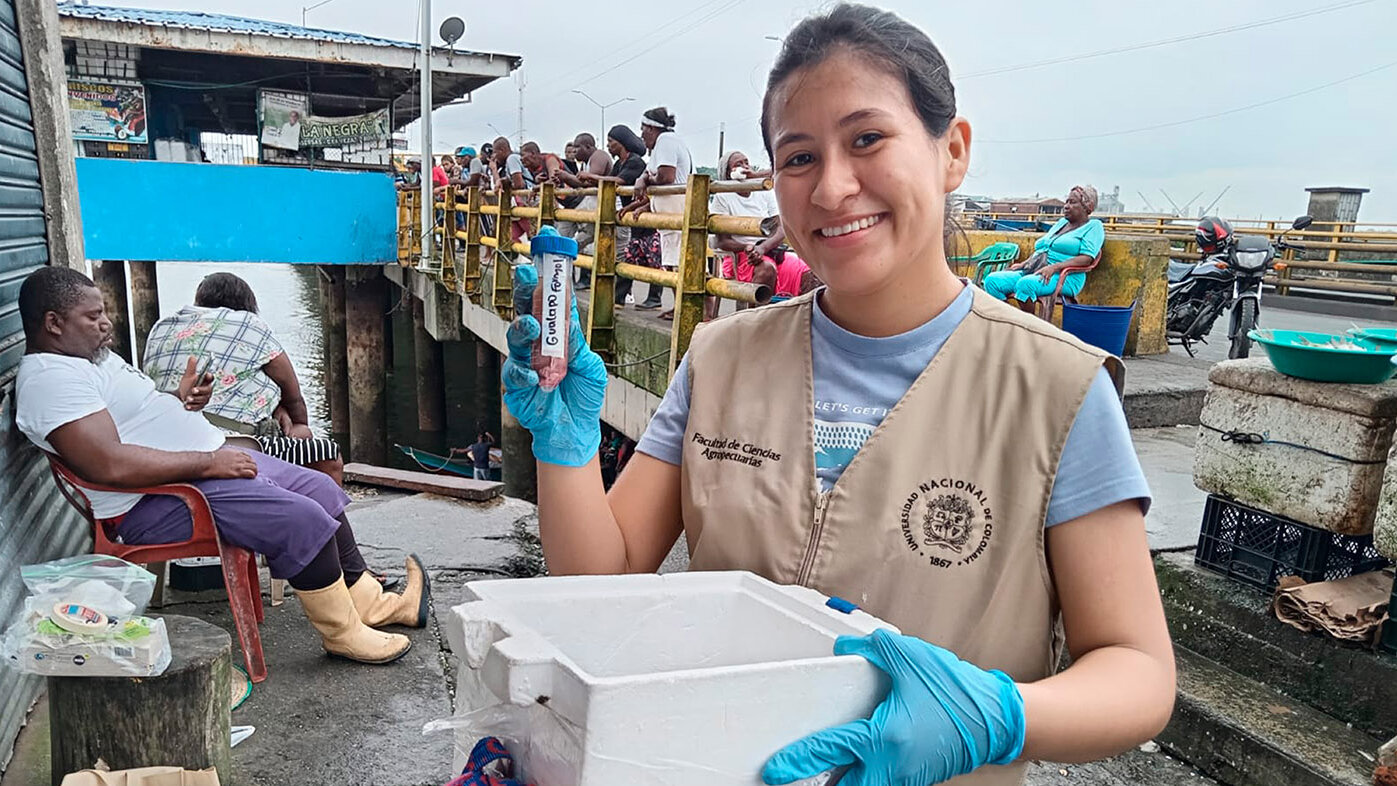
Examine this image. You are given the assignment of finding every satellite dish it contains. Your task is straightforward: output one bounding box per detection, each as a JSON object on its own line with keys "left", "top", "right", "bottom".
{"left": 439, "top": 17, "right": 465, "bottom": 46}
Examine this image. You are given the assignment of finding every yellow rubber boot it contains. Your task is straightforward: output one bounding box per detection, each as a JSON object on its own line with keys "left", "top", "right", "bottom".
{"left": 298, "top": 577, "right": 411, "bottom": 664}
{"left": 348, "top": 554, "right": 429, "bottom": 629}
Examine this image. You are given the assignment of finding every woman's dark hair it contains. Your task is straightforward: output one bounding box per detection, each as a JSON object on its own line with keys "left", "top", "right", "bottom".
{"left": 608, "top": 124, "right": 647, "bottom": 157}
{"left": 195, "top": 272, "right": 259, "bottom": 314}
{"left": 761, "top": 4, "right": 955, "bottom": 154}
{"left": 642, "top": 106, "right": 676, "bottom": 130}
{"left": 761, "top": 4, "right": 967, "bottom": 262}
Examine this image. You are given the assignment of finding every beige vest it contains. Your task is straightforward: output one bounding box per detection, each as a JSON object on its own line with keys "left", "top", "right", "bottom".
{"left": 680, "top": 288, "right": 1122, "bottom": 785}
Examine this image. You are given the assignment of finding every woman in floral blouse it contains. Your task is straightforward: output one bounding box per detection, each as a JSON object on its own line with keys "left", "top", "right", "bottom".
{"left": 144, "top": 272, "right": 343, "bottom": 483}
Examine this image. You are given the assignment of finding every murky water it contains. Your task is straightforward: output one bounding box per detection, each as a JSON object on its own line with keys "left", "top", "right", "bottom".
{"left": 154, "top": 262, "right": 488, "bottom": 471}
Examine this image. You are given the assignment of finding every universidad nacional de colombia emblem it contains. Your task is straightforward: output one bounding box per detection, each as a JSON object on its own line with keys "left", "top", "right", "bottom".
{"left": 899, "top": 477, "right": 994, "bottom": 569}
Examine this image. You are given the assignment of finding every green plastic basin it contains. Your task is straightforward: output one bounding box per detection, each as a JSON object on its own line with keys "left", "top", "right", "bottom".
{"left": 1351, "top": 327, "right": 1397, "bottom": 347}
{"left": 1249, "top": 329, "right": 1397, "bottom": 384}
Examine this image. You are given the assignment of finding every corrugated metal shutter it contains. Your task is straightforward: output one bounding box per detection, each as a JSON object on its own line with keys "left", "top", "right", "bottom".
{"left": 0, "top": 0, "right": 90, "bottom": 769}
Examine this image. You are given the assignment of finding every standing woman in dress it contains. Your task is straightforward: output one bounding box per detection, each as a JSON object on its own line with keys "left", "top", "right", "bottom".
{"left": 502, "top": 5, "right": 1174, "bottom": 784}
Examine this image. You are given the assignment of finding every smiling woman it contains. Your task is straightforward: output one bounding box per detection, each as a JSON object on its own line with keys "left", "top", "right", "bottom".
{"left": 500, "top": 5, "right": 1175, "bottom": 785}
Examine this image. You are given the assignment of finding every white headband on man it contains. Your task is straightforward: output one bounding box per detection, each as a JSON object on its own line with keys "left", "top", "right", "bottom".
{"left": 641, "top": 117, "right": 674, "bottom": 132}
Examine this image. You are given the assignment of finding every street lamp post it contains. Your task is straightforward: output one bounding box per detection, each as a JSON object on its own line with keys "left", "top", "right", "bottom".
{"left": 572, "top": 90, "right": 634, "bottom": 149}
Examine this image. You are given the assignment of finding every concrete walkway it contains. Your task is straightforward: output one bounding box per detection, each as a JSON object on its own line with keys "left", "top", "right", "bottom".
{"left": 1136, "top": 426, "right": 1210, "bottom": 551}
{"left": 4, "top": 477, "right": 1219, "bottom": 786}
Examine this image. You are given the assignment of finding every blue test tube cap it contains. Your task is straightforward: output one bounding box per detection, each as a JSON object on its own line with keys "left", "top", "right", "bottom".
{"left": 529, "top": 225, "right": 578, "bottom": 259}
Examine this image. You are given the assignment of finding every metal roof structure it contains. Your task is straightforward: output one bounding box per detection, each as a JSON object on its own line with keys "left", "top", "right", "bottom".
{"left": 57, "top": 2, "right": 521, "bottom": 128}
{"left": 59, "top": 3, "right": 447, "bottom": 53}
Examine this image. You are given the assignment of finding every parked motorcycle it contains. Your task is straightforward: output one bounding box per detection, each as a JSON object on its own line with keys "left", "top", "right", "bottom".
{"left": 1166, "top": 214, "right": 1313, "bottom": 359}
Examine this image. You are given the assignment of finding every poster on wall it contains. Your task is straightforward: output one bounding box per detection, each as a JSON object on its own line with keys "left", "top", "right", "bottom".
{"left": 300, "top": 108, "right": 390, "bottom": 148}
{"left": 258, "top": 90, "right": 309, "bottom": 152}
{"left": 68, "top": 80, "right": 147, "bottom": 143}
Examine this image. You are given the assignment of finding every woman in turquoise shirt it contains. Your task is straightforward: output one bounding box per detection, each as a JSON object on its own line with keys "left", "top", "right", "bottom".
{"left": 984, "top": 185, "right": 1103, "bottom": 308}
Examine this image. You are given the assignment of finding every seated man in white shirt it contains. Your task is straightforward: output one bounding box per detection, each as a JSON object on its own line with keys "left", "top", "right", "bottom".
{"left": 15, "top": 267, "right": 426, "bottom": 666}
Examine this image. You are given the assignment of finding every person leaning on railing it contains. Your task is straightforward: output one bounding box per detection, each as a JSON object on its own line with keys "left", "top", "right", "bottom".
{"left": 550, "top": 132, "right": 615, "bottom": 291}
{"left": 492, "top": 137, "right": 534, "bottom": 247}
{"left": 603, "top": 124, "right": 659, "bottom": 309}
{"left": 709, "top": 150, "right": 818, "bottom": 310}
{"left": 499, "top": 5, "right": 1174, "bottom": 786}
{"left": 623, "top": 106, "right": 693, "bottom": 319}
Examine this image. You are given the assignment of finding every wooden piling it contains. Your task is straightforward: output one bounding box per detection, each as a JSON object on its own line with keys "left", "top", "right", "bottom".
{"left": 412, "top": 298, "right": 445, "bottom": 432}
{"left": 324, "top": 266, "right": 350, "bottom": 440}
{"left": 475, "top": 340, "right": 500, "bottom": 437}
{"left": 127, "top": 261, "right": 159, "bottom": 367}
{"left": 344, "top": 267, "right": 387, "bottom": 465}
{"left": 501, "top": 389, "right": 536, "bottom": 502}
{"left": 91, "top": 260, "right": 132, "bottom": 363}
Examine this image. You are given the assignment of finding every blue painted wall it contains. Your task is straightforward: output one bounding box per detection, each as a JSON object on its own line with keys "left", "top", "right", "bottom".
{"left": 75, "top": 159, "right": 398, "bottom": 264}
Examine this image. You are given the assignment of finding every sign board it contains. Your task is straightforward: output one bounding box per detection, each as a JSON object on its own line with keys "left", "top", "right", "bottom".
{"left": 300, "top": 109, "right": 390, "bottom": 148}
{"left": 68, "top": 80, "right": 147, "bottom": 143}
{"left": 258, "top": 89, "right": 390, "bottom": 151}
{"left": 258, "top": 90, "right": 309, "bottom": 152}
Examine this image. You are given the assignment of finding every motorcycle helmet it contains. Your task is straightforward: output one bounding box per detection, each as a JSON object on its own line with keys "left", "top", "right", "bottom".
{"left": 1195, "top": 216, "right": 1233, "bottom": 255}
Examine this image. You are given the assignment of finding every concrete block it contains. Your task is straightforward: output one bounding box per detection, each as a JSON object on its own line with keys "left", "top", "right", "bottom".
{"left": 444, "top": 571, "right": 895, "bottom": 786}
{"left": 1208, "top": 358, "right": 1397, "bottom": 419}
{"left": 1377, "top": 441, "right": 1397, "bottom": 560}
{"left": 1193, "top": 359, "right": 1397, "bottom": 534}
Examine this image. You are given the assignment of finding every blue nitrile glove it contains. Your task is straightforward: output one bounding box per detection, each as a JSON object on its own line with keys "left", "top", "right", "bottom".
{"left": 763, "top": 629, "right": 1026, "bottom": 786}
{"left": 501, "top": 264, "right": 608, "bottom": 466}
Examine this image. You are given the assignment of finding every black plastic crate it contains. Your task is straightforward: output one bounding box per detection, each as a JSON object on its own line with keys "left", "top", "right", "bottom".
{"left": 1194, "top": 495, "right": 1390, "bottom": 591}
{"left": 169, "top": 557, "right": 224, "bottom": 592}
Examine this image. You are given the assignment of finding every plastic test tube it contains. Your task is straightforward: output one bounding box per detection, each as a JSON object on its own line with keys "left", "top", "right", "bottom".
{"left": 528, "top": 225, "right": 579, "bottom": 391}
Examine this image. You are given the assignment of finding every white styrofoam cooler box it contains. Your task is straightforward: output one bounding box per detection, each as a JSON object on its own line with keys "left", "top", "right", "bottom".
{"left": 444, "top": 571, "right": 898, "bottom": 786}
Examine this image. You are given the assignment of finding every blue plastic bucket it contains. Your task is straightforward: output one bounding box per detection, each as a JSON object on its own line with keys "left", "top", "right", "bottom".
{"left": 1061, "top": 301, "right": 1135, "bottom": 357}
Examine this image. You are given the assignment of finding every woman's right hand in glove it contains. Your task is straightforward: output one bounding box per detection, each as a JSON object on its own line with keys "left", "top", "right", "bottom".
{"left": 501, "top": 264, "right": 608, "bottom": 467}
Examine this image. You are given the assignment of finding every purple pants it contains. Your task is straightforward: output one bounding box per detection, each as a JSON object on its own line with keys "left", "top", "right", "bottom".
{"left": 118, "top": 448, "right": 350, "bottom": 579}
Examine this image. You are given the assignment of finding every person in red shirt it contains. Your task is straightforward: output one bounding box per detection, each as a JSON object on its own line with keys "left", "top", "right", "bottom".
{"left": 432, "top": 155, "right": 452, "bottom": 193}
{"left": 519, "top": 142, "right": 565, "bottom": 188}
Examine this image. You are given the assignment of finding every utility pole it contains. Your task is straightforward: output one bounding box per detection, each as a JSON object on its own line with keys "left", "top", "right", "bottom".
{"left": 717, "top": 122, "right": 726, "bottom": 170}
{"left": 419, "top": 0, "right": 433, "bottom": 263}
{"left": 516, "top": 72, "right": 526, "bottom": 147}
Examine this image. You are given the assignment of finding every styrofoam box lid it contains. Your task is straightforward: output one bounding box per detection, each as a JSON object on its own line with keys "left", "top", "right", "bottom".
{"left": 448, "top": 571, "right": 897, "bottom": 700}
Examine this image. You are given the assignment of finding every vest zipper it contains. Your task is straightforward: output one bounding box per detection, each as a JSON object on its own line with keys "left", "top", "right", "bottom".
{"left": 796, "top": 491, "right": 832, "bottom": 585}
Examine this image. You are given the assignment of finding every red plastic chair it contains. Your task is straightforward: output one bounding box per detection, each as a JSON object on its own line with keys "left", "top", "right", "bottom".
{"left": 46, "top": 455, "right": 268, "bottom": 683}
{"left": 1036, "top": 249, "right": 1104, "bottom": 323}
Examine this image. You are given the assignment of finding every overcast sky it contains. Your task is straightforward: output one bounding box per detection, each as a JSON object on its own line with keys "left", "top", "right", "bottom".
{"left": 107, "top": 0, "right": 1397, "bottom": 220}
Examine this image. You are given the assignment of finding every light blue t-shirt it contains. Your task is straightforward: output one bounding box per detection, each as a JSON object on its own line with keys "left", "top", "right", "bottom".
{"left": 636, "top": 284, "right": 1151, "bottom": 527}
{"left": 1037, "top": 218, "right": 1105, "bottom": 265}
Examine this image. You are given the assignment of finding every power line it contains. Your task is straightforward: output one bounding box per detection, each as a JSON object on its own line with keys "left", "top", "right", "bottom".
{"left": 528, "top": 0, "right": 741, "bottom": 96}
{"left": 695, "top": 0, "right": 1381, "bottom": 141}
{"left": 962, "top": 0, "right": 1381, "bottom": 78}
{"left": 465, "top": 0, "right": 748, "bottom": 137}
{"left": 559, "top": 0, "right": 747, "bottom": 95}
{"left": 979, "top": 58, "right": 1397, "bottom": 144}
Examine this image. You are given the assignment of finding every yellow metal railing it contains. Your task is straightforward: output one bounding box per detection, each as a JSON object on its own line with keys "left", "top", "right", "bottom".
{"left": 962, "top": 211, "right": 1397, "bottom": 303}
{"left": 398, "top": 175, "right": 775, "bottom": 372}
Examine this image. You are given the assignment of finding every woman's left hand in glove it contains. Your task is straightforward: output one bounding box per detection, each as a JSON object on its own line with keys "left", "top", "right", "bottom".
{"left": 762, "top": 629, "right": 1026, "bottom": 786}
